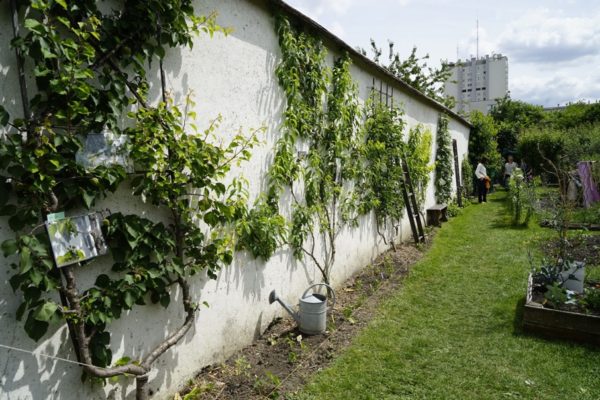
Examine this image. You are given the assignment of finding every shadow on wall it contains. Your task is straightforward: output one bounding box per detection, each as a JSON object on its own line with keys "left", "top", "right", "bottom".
{"left": 0, "top": 258, "right": 210, "bottom": 399}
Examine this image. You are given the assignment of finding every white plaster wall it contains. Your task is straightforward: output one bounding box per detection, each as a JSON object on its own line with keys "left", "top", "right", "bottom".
{"left": 0, "top": 1, "right": 470, "bottom": 399}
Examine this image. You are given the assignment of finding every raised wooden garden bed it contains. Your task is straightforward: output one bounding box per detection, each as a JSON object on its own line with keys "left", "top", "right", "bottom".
{"left": 523, "top": 274, "right": 600, "bottom": 345}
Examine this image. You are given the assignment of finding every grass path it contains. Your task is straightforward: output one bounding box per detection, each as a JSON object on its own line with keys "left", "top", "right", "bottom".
{"left": 298, "top": 191, "right": 600, "bottom": 400}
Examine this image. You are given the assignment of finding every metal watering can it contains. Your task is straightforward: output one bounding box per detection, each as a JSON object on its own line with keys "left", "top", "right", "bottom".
{"left": 269, "top": 283, "right": 336, "bottom": 335}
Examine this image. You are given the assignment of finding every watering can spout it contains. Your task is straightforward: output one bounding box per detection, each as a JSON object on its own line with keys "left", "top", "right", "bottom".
{"left": 268, "top": 290, "right": 300, "bottom": 323}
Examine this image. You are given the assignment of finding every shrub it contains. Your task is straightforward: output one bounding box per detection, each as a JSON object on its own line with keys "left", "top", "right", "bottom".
{"left": 461, "top": 156, "right": 474, "bottom": 197}
{"left": 518, "top": 123, "right": 600, "bottom": 175}
{"left": 583, "top": 287, "right": 600, "bottom": 312}
{"left": 406, "top": 124, "right": 434, "bottom": 207}
{"left": 447, "top": 201, "right": 461, "bottom": 217}
{"left": 469, "top": 110, "right": 501, "bottom": 181}
{"left": 435, "top": 114, "right": 453, "bottom": 204}
{"left": 507, "top": 168, "right": 535, "bottom": 225}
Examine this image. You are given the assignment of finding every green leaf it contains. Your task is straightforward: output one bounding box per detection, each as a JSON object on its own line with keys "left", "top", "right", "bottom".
{"left": 24, "top": 19, "right": 45, "bottom": 34}
{"left": 82, "top": 190, "right": 95, "bottom": 209}
{"left": 33, "top": 301, "right": 58, "bottom": 322}
{"left": 95, "top": 274, "right": 111, "bottom": 288}
{"left": 159, "top": 294, "right": 170, "bottom": 308}
{"left": 123, "top": 291, "right": 134, "bottom": 309}
{"left": 0, "top": 179, "right": 12, "bottom": 206}
{"left": 114, "top": 356, "right": 131, "bottom": 367}
{"left": 19, "top": 247, "right": 32, "bottom": 273}
{"left": 0, "top": 105, "right": 9, "bottom": 126}
{"left": 55, "top": 0, "right": 67, "bottom": 10}
{"left": 16, "top": 301, "right": 28, "bottom": 321}
{"left": 24, "top": 310, "right": 49, "bottom": 341}
{"left": 1, "top": 239, "right": 18, "bottom": 256}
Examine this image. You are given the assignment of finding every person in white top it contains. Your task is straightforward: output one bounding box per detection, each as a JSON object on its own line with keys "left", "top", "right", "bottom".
{"left": 475, "top": 156, "right": 488, "bottom": 203}
{"left": 503, "top": 155, "right": 518, "bottom": 188}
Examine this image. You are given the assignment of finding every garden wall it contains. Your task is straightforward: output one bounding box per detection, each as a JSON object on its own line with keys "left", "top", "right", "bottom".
{"left": 0, "top": 0, "right": 470, "bottom": 399}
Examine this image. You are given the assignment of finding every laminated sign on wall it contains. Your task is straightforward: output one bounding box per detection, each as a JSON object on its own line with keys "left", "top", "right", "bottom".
{"left": 46, "top": 212, "right": 109, "bottom": 267}
{"left": 75, "top": 128, "right": 133, "bottom": 172}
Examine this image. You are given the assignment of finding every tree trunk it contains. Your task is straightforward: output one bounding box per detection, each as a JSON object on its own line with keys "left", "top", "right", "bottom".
{"left": 136, "top": 374, "right": 149, "bottom": 400}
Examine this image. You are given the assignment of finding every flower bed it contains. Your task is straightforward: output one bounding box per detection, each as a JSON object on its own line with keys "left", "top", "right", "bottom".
{"left": 523, "top": 274, "right": 600, "bottom": 345}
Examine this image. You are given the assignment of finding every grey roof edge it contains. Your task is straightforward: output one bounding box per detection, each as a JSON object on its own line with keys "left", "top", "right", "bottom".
{"left": 261, "top": 0, "right": 473, "bottom": 129}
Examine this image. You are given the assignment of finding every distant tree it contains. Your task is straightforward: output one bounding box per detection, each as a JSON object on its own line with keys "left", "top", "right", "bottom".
{"left": 469, "top": 110, "right": 501, "bottom": 180}
{"left": 547, "top": 101, "right": 600, "bottom": 129}
{"left": 360, "top": 40, "right": 454, "bottom": 108}
{"left": 489, "top": 95, "right": 546, "bottom": 155}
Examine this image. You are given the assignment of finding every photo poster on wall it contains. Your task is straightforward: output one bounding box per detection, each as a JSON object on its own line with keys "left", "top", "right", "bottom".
{"left": 75, "top": 128, "right": 133, "bottom": 172}
{"left": 45, "top": 211, "right": 109, "bottom": 267}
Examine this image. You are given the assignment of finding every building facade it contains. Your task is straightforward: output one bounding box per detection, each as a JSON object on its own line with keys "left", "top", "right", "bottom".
{"left": 444, "top": 54, "right": 509, "bottom": 115}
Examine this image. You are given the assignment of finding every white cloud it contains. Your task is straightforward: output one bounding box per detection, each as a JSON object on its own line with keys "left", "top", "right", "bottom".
{"left": 290, "top": 0, "right": 354, "bottom": 20}
{"left": 498, "top": 9, "right": 600, "bottom": 63}
{"left": 457, "top": 26, "right": 498, "bottom": 60}
{"left": 329, "top": 0, "right": 354, "bottom": 14}
{"left": 511, "top": 67, "right": 600, "bottom": 106}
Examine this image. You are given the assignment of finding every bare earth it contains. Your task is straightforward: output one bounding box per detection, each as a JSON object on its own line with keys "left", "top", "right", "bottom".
{"left": 176, "top": 240, "right": 427, "bottom": 400}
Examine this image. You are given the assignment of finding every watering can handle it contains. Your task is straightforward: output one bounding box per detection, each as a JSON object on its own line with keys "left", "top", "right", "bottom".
{"left": 302, "top": 283, "right": 336, "bottom": 309}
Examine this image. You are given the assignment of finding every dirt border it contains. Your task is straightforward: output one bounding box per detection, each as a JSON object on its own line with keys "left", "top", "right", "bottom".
{"left": 173, "top": 239, "right": 429, "bottom": 400}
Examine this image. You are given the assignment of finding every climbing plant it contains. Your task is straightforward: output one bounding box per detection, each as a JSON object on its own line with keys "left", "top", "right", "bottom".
{"left": 406, "top": 124, "right": 434, "bottom": 207}
{"left": 461, "top": 156, "right": 474, "bottom": 198}
{"left": 435, "top": 113, "right": 453, "bottom": 204}
{"left": 266, "top": 16, "right": 361, "bottom": 284}
{"left": 359, "top": 100, "right": 406, "bottom": 244}
{"left": 0, "top": 1, "right": 258, "bottom": 399}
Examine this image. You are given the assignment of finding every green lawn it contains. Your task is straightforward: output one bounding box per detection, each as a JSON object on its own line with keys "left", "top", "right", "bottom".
{"left": 295, "top": 191, "right": 600, "bottom": 400}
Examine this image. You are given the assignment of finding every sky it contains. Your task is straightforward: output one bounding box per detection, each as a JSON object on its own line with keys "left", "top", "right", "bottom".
{"left": 285, "top": 0, "right": 600, "bottom": 107}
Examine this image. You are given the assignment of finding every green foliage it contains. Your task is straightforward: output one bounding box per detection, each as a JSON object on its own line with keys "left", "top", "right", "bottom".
{"left": 468, "top": 110, "right": 500, "bottom": 180}
{"left": 446, "top": 201, "right": 461, "bottom": 217}
{"left": 270, "top": 16, "right": 362, "bottom": 282}
{"left": 434, "top": 114, "right": 453, "bottom": 204}
{"left": 461, "top": 156, "right": 474, "bottom": 197}
{"left": 299, "top": 191, "right": 600, "bottom": 399}
{"left": 507, "top": 168, "right": 535, "bottom": 225}
{"left": 582, "top": 287, "right": 600, "bottom": 312}
{"left": 544, "top": 282, "right": 567, "bottom": 309}
{"left": 366, "top": 41, "right": 454, "bottom": 108}
{"left": 518, "top": 123, "right": 600, "bottom": 175}
{"left": 237, "top": 197, "right": 287, "bottom": 260}
{"left": 547, "top": 101, "right": 600, "bottom": 129}
{"left": 405, "top": 124, "right": 434, "bottom": 206}
{"left": 0, "top": 0, "right": 259, "bottom": 390}
{"left": 489, "top": 95, "right": 546, "bottom": 154}
{"left": 359, "top": 101, "right": 407, "bottom": 223}
{"left": 517, "top": 128, "right": 566, "bottom": 175}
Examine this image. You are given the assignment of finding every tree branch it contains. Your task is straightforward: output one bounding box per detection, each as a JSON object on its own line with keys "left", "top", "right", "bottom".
{"left": 61, "top": 266, "right": 148, "bottom": 378}
{"left": 141, "top": 277, "right": 195, "bottom": 368}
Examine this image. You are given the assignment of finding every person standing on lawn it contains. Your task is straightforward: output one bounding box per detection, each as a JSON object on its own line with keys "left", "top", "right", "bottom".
{"left": 475, "top": 156, "right": 488, "bottom": 203}
{"left": 504, "top": 154, "right": 518, "bottom": 188}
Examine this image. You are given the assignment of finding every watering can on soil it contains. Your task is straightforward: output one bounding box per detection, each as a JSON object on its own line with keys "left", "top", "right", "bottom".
{"left": 269, "top": 283, "right": 336, "bottom": 335}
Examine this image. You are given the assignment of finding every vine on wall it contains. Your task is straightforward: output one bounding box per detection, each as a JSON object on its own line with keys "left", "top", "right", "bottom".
{"left": 0, "top": 1, "right": 257, "bottom": 399}
{"left": 259, "top": 15, "right": 441, "bottom": 279}
{"left": 0, "top": 4, "right": 460, "bottom": 398}
{"left": 406, "top": 124, "right": 434, "bottom": 207}
{"left": 358, "top": 100, "right": 407, "bottom": 244}
{"left": 267, "top": 16, "right": 362, "bottom": 284}
{"left": 435, "top": 113, "right": 453, "bottom": 204}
